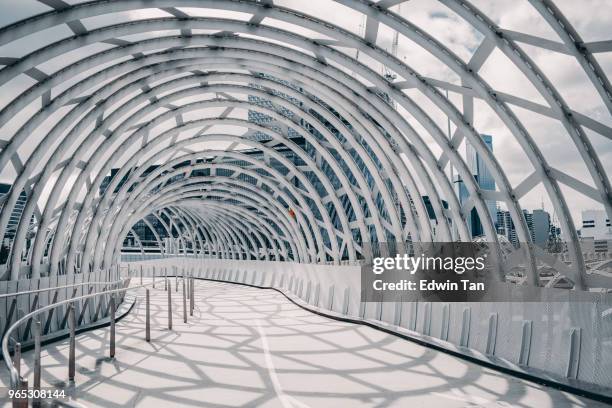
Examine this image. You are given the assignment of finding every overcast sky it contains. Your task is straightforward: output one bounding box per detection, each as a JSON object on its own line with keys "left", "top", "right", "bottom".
{"left": 0, "top": 0, "right": 610, "bottom": 231}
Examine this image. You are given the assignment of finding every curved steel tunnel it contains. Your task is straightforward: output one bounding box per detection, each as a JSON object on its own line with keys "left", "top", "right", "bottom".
{"left": 0, "top": 0, "right": 610, "bottom": 293}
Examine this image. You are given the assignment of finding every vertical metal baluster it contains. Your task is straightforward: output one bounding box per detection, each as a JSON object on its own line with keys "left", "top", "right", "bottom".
{"left": 168, "top": 280, "right": 173, "bottom": 330}
{"left": 152, "top": 267, "right": 156, "bottom": 289}
{"left": 32, "top": 320, "right": 41, "bottom": 408}
{"left": 68, "top": 304, "right": 75, "bottom": 381}
{"left": 145, "top": 290, "right": 151, "bottom": 342}
{"left": 190, "top": 276, "right": 194, "bottom": 316}
{"left": 16, "top": 308, "right": 24, "bottom": 343}
{"left": 13, "top": 342, "right": 21, "bottom": 378}
{"left": 140, "top": 265, "right": 143, "bottom": 285}
{"left": 175, "top": 267, "right": 178, "bottom": 292}
{"left": 110, "top": 295, "right": 116, "bottom": 358}
{"left": 182, "top": 275, "right": 187, "bottom": 324}
{"left": 14, "top": 376, "right": 28, "bottom": 408}
{"left": 4, "top": 298, "right": 17, "bottom": 340}
{"left": 164, "top": 267, "right": 167, "bottom": 291}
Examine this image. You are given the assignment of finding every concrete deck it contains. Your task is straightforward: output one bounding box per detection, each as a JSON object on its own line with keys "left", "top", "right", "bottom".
{"left": 1, "top": 280, "right": 607, "bottom": 407}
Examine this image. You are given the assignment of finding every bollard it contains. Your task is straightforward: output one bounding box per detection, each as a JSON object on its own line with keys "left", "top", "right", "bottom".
{"left": 68, "top": 304, "right": 76, "bottom": 381}
{"left": 13, "top": 342, "right": 21, "bottom": 378}
{"left": 190, "top": 276, "right": 194, "bottom": 316}
{"left": 110, "top": 295, "right": 116, "bottom": 358}
{"left": 145, "top": 290, "right": 151, "bottom": 342}
{"left": 13, "top": 377, "right": 28, "bottom": 408}
{"left": 168, "top": 280, "right": 173, "bottom": 330}
{"left": 182, "top": 276, "right": 187, "bottom": 323}
{"left": 34, "top": 320, "right": 42, "bottom": 404}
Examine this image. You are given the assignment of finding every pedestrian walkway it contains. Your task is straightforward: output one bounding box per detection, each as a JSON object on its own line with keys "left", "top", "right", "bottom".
{"left": 1, "top": 280, "right": 605, "bottom": 407}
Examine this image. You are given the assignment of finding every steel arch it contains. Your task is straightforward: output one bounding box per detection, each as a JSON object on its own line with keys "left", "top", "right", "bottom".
{"left": 0, "top": 0, "right": 608, "bottom": 291}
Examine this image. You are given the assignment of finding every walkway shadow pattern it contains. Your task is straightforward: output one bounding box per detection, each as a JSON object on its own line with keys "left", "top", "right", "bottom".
{"left": 1, "top": 280, "right": 606, "bottom": 408}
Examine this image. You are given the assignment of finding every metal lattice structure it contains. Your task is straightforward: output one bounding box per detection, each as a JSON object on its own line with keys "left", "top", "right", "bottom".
{"left": 0, "top": 0, "right": 610, "bottom": 289}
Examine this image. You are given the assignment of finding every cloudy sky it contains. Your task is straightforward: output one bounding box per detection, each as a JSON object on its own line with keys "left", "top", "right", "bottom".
{"left": 0, "top": 0, "right": 609, "bottom": 232}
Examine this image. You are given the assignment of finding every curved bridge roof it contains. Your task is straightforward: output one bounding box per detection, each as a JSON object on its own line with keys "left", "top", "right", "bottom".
{"left": 0, "top": 0, "right": 610, "bottom": 289}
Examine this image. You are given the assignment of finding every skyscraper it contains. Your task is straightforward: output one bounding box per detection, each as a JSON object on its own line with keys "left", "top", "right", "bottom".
{"left": 247, "top": 73, "right": 304, "bottom": 142}
{"left": 457, "top": 134, "right": 497, "bottom": 238}
{"left": 0, "top": 184, "right": 35, "bottom": 264}
{"left": 0, "top": 184, "right": 28, "bottom": 240}
{"left": 496, "top": 208, "right": 545, "bottom": 247}
{"left": 580, "top": 209, "right": 612, "bottom": 240}
{"left": 532, "top": 209, "right": 551, "bottom": 248}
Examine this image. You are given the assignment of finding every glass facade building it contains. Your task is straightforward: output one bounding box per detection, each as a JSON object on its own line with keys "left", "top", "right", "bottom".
{"left": 457, "top": 134, "right": 496, "bottom": 238}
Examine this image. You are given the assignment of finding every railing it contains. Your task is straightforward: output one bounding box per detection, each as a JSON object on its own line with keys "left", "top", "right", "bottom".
{"left": 0, "top": 281, "right": 126, "bottom": 343}
{"left": 0, "top": 267, "right": 122, "bottom": 338}
{"left": 2, "top": 267, "right": 197, "bottom": 408}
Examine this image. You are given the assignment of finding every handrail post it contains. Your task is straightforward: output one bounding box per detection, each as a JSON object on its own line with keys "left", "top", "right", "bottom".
{"left": 152, "top": 266, "right": 156, "bottom": 289}
{"left": 13, "top": 342, "right": 21, "bottom": 378}
{"left": 4, "top": 298, "right": 17, "bottom": 339}
{"left": 140, "top": 264, "right": 143, "bottom": 285}
{"left": 182, "top": 275, "right": 187, "bottom": 324}
{"left": 33, "top": 320, "right": 41, "bottom": 408}
{"left": 145, "top": 289, "right": 151, "bottom": 342}
{"left": 164, "top": 267, "right": 167, "bottom": 291}
{"left": 167, "top": 280, "right": 172, "bottom": 330}
{"left": 13, "top": 377, "right": 28, "bottom": 408}
{"left": 110, "top": 294, "right": 116, "bottom": 358}
{"left": 190, "top": 275, "right": 194, "bottom": 316}
{"left": 186, "top": 270, "right": 190, "bottom": 300}
{"left": 68, "top": 303, "right": 75, "bottom": 382}
{"left": 175, "top": 267, "right": 178, "bottom": 292}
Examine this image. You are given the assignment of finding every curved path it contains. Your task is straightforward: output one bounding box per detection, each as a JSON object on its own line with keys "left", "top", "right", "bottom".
{"left": 1, "top": 280, "right": 607, "bottom": 407}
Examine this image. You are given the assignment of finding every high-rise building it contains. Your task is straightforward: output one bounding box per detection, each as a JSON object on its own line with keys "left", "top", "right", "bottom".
{"left": 247, "top": 74, "right": 360, "bottom": 257}
{"left": 523, "top": 210, "right": 535, "bottom": 243}
{"left": 532, "top": 209, "right": 551, "bottom": 248}
{"left": 497, "top": 208, "right": 553, "bottom": 247}
{"left": 0, "top": 184, "right": 36, "bottom": 264}
{"left": 580, "top": 209, "right": 611, "bottom": 240}
{"left": 457, "top": 134, "right": 496, "bottom": 238}
{"left": 496, "top": 210, "right": 536, "bottom": 246}
{"left": 579, "top": 209, "right": 611, "bottom": 256}
{"left": 497, "top": 209, "right": 517, "bottom": 246}
{"left": 0, "top": 184, "right": 31, "bottom": 240}
{"left": 421, "top": 195, "right": 451, "bottom": 238}
{"left": 247, "top": 73, "right": 304, "bottom": 142}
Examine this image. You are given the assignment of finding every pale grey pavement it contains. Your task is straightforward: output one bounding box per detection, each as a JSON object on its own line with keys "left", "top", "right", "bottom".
{"left": 1, "top": 280, "right": 608, "bottom": 407}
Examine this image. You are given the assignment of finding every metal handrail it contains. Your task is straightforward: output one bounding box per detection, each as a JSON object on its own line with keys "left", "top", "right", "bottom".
{"left": 0, "top": 280, "right": 126, "bottom": 299}
{"left": 2, "top": 268, "right": 196, "bottom": 403}
{"left": 2, "top": 281, "right": 139, "bottom": 387}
